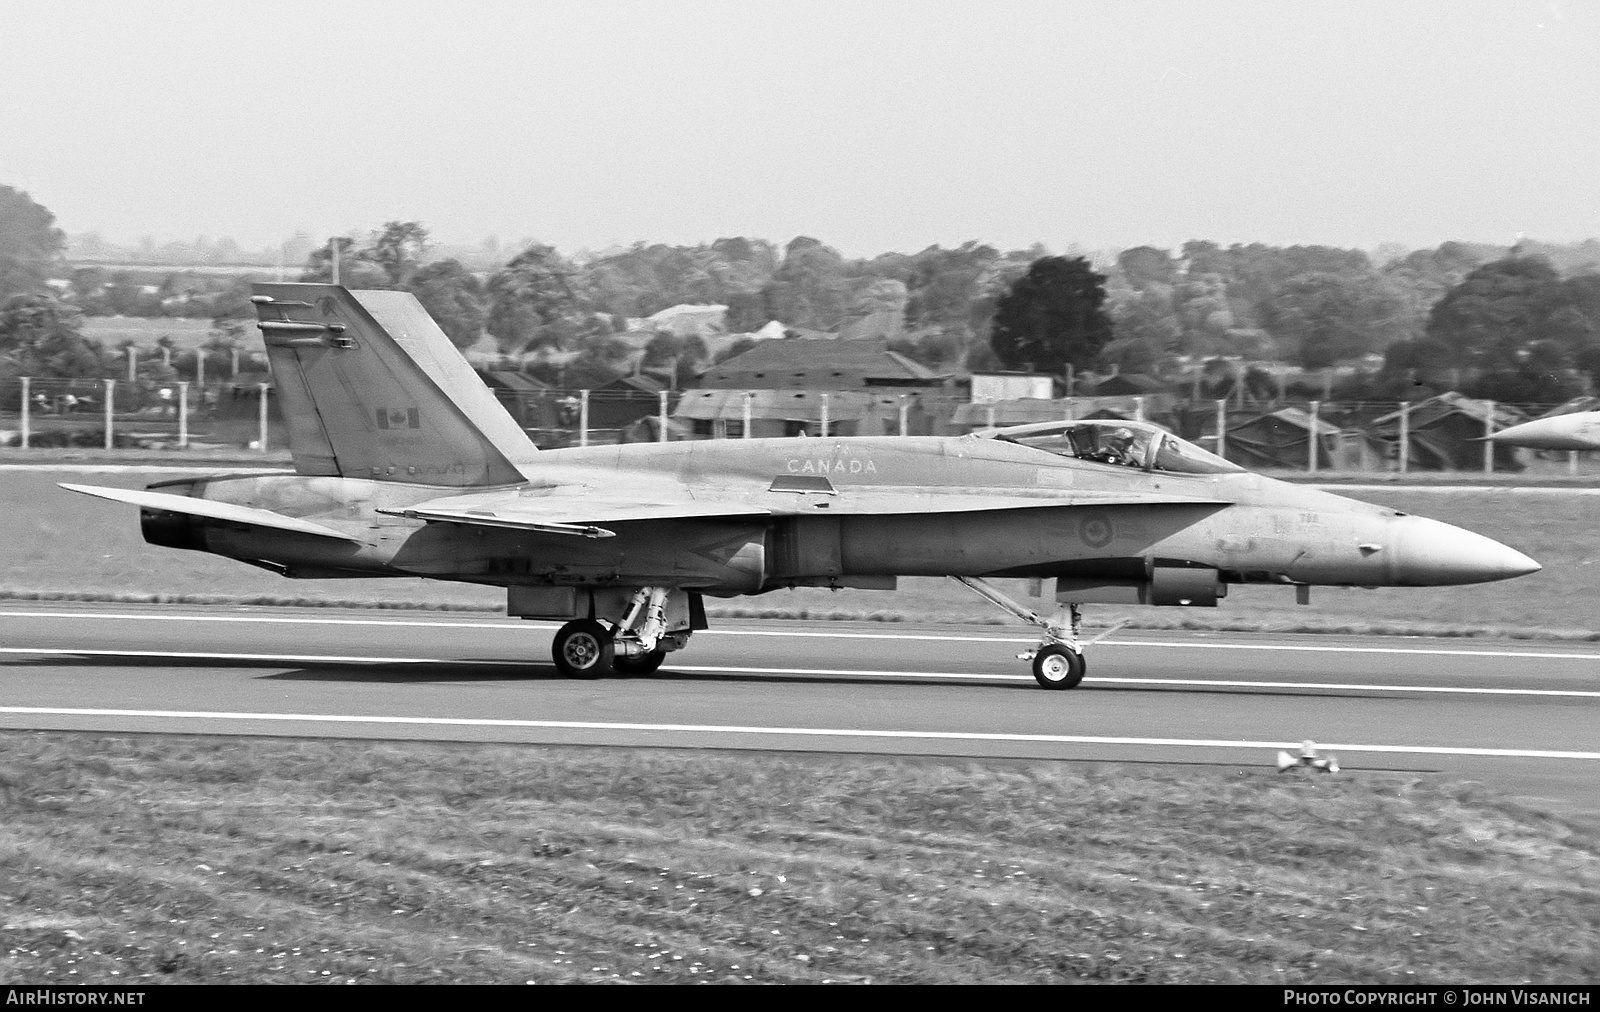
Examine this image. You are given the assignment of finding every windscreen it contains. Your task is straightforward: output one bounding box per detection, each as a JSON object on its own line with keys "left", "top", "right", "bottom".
{"left": 993, "top": 420, "right": 1243, "bottom": 475}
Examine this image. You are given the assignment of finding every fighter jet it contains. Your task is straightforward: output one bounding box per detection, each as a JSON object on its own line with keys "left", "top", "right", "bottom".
{"left": 62, "top": 284, "right": 1541, "bottom": 689}
{"left": 1487, "top": 410, "right": 1600, "bottom": 451}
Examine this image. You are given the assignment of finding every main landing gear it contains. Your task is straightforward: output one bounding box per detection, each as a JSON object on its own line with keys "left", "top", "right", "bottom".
{"left": 551, "top": 587, "right": 688, "bottom": 679}
{"left": 951, "top": 577, "right": 1126, "bottom": 690}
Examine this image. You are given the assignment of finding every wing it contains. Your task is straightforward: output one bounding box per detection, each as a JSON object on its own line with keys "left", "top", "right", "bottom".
{"left": 61, "top": 483, "right": 364, "bottom": 543}
{"left": 376, "top": 493, "right": 772, "bottom": 538}
{"left": 806, "top": 487, "right": 1230, "bottom": 515}
{"left": 377, "top": 481, "right": 1229, "bottom": 538}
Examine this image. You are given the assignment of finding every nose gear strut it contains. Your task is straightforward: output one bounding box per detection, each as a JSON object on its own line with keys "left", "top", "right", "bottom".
{"left": 950, "top": 576, "right": 1127, "bottom": 690}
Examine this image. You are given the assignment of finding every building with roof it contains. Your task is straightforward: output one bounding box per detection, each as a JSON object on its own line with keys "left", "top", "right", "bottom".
{"left": 1214, "top": 406, "right": 1380, "bottom": 471}
{"left": 696, "top": 339, "right": 947, "bottom": 391}
{"left": 674, "top": 388, "right": 933, "bottom": 438}
{"left": 631, "top": 304, "right": 729, "bottom": 338}
{"left": 1370, "top": 392, "right": 1526, "bottom": 471}
{"left": 1087, "top": 373, "right": 1170, "bottom": 397}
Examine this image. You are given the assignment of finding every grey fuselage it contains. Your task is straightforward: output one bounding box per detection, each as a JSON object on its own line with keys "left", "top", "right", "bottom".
{"left": 142, "top": 434, "right": 1533, "bottom": 597}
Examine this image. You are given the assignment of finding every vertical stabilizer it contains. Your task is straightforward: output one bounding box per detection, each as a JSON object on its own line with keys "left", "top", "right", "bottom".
{"left": 251, "top": 282, "right": 532, "bottom": 487}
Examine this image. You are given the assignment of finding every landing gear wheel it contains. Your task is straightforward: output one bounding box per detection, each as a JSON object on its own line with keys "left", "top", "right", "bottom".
{"left": 1032, "top": 645, "right": 1085, "bottom": 690}
{"left": 553, "top": 619, "right": 613, "bottom": 679}
{"left": 611, "top": 649, "right": 667, "bottom": 676}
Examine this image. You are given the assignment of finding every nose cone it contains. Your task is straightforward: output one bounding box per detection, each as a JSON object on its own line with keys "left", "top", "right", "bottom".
{"left": 1394, "top": 515, "right": 1541, "bottom": 586}
{"left": 1489, "top": 413, "right": 1600, "bottom": 451}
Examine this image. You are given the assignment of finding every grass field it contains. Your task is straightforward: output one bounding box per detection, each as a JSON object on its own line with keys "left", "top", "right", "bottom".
{"left": 79, "top": 317, "right": 226, "bottom": 352}
{"left": 1, "top": 733, "right": 1595, "bottom": 985}
{"left": 5, "top": 470, "right": 1597, "bottom": 638}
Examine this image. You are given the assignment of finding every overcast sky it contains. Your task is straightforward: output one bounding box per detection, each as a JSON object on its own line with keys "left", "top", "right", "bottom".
{"left": 2, "top": 0, "right": 1595, "bottom": 257}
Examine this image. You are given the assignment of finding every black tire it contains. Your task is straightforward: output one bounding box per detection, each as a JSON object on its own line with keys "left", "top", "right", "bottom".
{"left": 1032, "top": 645, "right": 1085, "bottom": 690}
{"left": 552, "top": 619, "right": 613, "bottom": 679}
{"left": 611, "top": 649, "right": 667, "bottom": 676}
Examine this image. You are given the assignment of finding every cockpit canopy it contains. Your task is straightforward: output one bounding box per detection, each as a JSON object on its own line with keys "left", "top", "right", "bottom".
{"left": 977, "top": 419, "right": 1244, "bottom": 475}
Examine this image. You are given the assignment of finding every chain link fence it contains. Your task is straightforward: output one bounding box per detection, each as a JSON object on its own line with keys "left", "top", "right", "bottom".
{"left": 0, "top": 378, "right": 1588, "bottom": 475}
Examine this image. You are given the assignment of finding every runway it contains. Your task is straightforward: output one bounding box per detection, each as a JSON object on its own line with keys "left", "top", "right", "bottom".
{"left": 0, "top": 603, "right": 1597, "bottom": 816}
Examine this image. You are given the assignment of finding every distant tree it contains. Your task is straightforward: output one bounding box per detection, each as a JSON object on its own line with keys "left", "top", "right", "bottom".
{"left": 369, "top": 221, "right": 430, "bottom": 286}
{"left": 407, "top": 259, "right": 488, "bottom": 349}
{"left": 486, "top": 244, "right": 587, "bottom": 352}
{"left": 300, "top": 237, "right": 386, "bottom": 287}
{"left": 206, "top": 277, "right": 259, "bottom": 324}
{"left": 1170, "top": 273, "right": 1234, "bottom": 355}
{"left": 1116, "top": 246, "right": 1176, "bottom": 290}
{"left": 641, "top": 331, "right": 709, "bottom": 387}
{"left": 1096, "top": 335, "right": 1162, "bottom": 376}
{"left": 1426, "top": 257, "right": 1588, "bottom": 374}
{"left": 1106, "top": 286, "right": 1181, "bottom": 364}
{"left": 0, "top": 186, "right": 66, "bottom": 301}
{"left": 763, "top": 237, "right": 848, "bottom": 330}
{"left": 988, "top": 256, "right": 1113, "bottom": 374}
{"left": 0, "top": 293, "right": 103, "bottom": 378}
{"left": 560, "top": 337, "right": 635, "bottom": 388}
{"left": 1261, "top": 271, "right": 1409, "bottom": 369}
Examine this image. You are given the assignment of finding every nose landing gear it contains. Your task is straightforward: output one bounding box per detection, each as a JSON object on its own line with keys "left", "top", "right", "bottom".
{"left": 951, "top": 576, "right": 1125, "bottom": 690}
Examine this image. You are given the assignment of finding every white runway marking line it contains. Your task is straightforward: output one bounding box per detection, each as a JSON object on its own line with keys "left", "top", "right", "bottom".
{"left": 1, "top": 647, "right": 1598, "bottom": 698}
{"left": 1, "top": 610, "right": 1598, "bottom": 661}
{"left": 1, "top": 705, "right": 1596, "bottom": 761}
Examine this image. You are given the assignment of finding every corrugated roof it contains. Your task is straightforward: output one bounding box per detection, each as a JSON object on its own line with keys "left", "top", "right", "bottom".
{"left": 1370, "top": 391, "right": 1523, "bottom": 430}
{"left": 674, "top": 388, "right": 897, "bottom": 422}
{"left": 480, "top": 371, "right": 549, "bottom": 393}
{"left": 1234, "top": 407, "right": 1344, "bottom": 436}
{"left": 699, "top": 339, "right": 944, "bottom": 387}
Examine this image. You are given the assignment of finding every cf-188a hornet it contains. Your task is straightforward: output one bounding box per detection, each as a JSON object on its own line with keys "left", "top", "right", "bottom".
{"left": 65, "top": 284, "right": 1541, "bottom": 689}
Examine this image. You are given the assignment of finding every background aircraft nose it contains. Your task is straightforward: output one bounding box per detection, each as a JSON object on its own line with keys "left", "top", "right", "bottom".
{"left": 1393, "top": 515, "right": 1541, "bottom": 586}
{"left": 1488, "top": 414, "right": 1600, "bottom": 451}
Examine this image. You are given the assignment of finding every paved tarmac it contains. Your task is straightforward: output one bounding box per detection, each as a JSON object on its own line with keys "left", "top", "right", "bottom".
{"left": 0, "top": 603, "right": 1596, "bottom": 818}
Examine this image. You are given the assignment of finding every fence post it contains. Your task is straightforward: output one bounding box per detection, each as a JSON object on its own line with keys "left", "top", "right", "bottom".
{"left": 820, "top": 393, "right": 830, "bottom": 438}
{"left": 103, "top": 379, "right": 115, "bottom": 450}
{"left": 898, "top": 395, "right": 909, "bottom": 437}
{"left": 196, "top": 350, "right": 205, "bottom": 392}
{"left": 1307, "top": 400, "right": 1320, "bottom": 474}
{"left": 257, "top": 382, "right": 270, "bottom": 452}
{"left": 1570, "top": 450, "right": 1580, "bottom": 476}
{"left": 578, "top": 389, "right": 589, "bottom": 448}
{"left": 1134, "top": 395, "right": 1145, "bottom": 424}
{"left": 1214, "top": 399, "right": 1227, "bottom": 460}
{"left": 1397, "top": 402, "right": 1410, "bottom": 473}
{"left": 126, "top": 346, "right": 137, "bottom": 382}
{"left": 19, "top": 377, "right": 29, "bottom": 450}
{"left": 657, "top": 389, "right": 668, "bottom": 442}
{"left": 1483, "top": 400, "right": 1495, "bottom": 474}
{"left": 986, "top": 403, "right": 997, "bottom": 429}
{"left": 743, "top": 391, "right": 753, "bottom": 439}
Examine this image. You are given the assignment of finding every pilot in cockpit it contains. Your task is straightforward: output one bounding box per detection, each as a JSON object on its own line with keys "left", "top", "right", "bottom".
{"left": 1092, "top": 427, "right": 1140, "bottom": 467}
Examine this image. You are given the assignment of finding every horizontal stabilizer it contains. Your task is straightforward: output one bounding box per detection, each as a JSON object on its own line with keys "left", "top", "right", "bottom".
{"left": 60, "top": 483, "right": 363, "bottom": 543}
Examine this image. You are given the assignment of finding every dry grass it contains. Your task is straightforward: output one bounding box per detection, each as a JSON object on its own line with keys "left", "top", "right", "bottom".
{"left": 0, "top": 733, "right": 1595, "bottom": 985}
{"left": 2, "top": 471, "right": 1597, "bottom": 638}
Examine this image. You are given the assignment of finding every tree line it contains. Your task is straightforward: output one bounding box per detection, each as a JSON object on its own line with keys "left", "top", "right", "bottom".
{"left": 5, "top": 181, "right": 1600, "bottom": 403}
